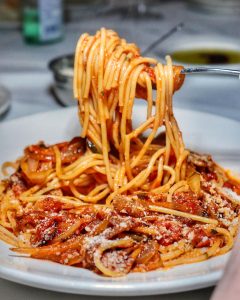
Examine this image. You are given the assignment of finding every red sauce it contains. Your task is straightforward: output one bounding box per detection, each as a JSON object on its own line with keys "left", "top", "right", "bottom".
{"left": 173, "top": 192, "right": 203, "bottom": 216}
{"left": 202, "top": 171, "right": 218, "bottom": 182}
{"left": 224, "top": 180, "right": 240, "bottom": 196}
{"left": 155, "top": 220, "right": 182, "bottom": 246}
{"left": 25, "top": 137, "right": 85, "bottom": 164}
{"left": 191, "top": 227, "right": 211, "bottom": 248}
{"left": 9, "top": 173, "right": 27, "bottom": 197}
{"left": 144, "top": 66, "right": 156, "bottom": 82}
{"left": 35, "top": 198, "right": 64, "bottom": 212}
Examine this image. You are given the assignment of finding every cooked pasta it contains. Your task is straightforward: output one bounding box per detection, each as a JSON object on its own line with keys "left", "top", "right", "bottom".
{"left": 0, "top": 28, "right": 240, "bottom": 277}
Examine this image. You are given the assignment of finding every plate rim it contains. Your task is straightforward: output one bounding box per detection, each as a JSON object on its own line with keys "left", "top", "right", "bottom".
{"left": 0, "top": 257, "right": 222, "bottom": 296}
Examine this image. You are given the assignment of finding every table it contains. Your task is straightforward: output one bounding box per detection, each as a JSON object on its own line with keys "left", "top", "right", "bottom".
{"left": 0, "top": 1, "right": 240, "bottom": 299}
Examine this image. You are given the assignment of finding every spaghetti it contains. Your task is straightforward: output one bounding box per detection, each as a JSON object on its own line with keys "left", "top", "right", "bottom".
{"left": 0, "top": 28, "right": 240, "bottom": 277}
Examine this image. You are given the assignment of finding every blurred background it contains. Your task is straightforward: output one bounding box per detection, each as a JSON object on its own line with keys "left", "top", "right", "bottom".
{"left": 0, "top": 0, "right": 240, "bottom": 122}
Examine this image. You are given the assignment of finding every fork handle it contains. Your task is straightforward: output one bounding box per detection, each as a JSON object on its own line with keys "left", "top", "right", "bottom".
{"left": 181, "top": 67, "right": 240, "bottom": 78}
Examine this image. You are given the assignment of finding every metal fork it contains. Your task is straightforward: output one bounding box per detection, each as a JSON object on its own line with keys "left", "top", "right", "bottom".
{"left": 143, "top": 23, "right": 240, "bottom": 79}
{"left": 181, "top": 67, "right": 240, "bottom": 78}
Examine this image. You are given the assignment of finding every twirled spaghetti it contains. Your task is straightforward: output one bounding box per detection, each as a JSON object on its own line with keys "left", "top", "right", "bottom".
{"left": 0, "top": 28, "right": 240, "bottom": 277}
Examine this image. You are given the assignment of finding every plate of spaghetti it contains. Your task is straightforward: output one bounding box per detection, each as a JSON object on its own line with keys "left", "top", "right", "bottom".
{"left": 0, "top": 28, "right": 240, "bottom": 296}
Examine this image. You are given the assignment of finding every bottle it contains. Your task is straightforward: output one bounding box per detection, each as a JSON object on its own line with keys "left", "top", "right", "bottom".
{"left": 22, "top": 0, "right": 63, "bottom": 44}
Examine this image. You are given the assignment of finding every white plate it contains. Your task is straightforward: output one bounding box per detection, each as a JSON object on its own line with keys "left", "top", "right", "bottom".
{"left": 0, "top": 106, "right": 240, "bottom": 296}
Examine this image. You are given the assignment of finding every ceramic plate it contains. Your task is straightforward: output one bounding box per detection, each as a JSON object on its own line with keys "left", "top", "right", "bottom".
{"left": 0, "top": 106, "right": 240, "bottom": 296}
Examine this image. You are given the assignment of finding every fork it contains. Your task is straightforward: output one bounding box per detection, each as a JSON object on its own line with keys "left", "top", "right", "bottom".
{"left": 181, "top": 67, "right": 240, "bottom": 78}
{"left": 143, "top": 23, "right": 240, "bottom": 79}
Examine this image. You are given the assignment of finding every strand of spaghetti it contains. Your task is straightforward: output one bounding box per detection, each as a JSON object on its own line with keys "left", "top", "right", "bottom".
{"left": 163, "top": 134, "right": 171, "bottom": 176}
{"left": 206, "top": 238, "right": 221, "bottom": 257}
{"left": 93, "top": 238, "right": 134, "bottom": 277}
{"left": 113, "top": 166, "right": 122, "bottom": 192}
{"left": 163, "top": 249, "right": 207, "bottom": 268}
{"left": 127, "top": 64, "right": 145, "bottom": 120}
{"left": 87, "top": 122, "right": 101, "bottom": 145}
{"left": 111, "top": 53, "right": 127, "bottom": 89}
{"left": 91, "top": 82, "right": 100, "bottom": 123}
{"left": 109, "top": 92, "right": 119, "bottom": 119}
{"left": 88, "top": 98, "right": 98, "bottom": 119}
{"left": 168, "top": 62, "right": 185, "bottom": 164}
{"left": 92, "top": 165, "right": 117, "bottom": 176}
{"left": 163, "top": 63, "right": 180, "bottom": 159}
{"left": 79, "top": 68, "right": 86, "bottom": 113}
{"left": 120, "top": 70, "right": 135, "bottom": 141}
{"left": 62, "top": 160, "right": 106, "bottom": 180}
{"left": 63, "top": 152, "right": 103, "bottom": 172}
{"left": 144, "top": 72, "right": 153, "bottom": 119}
{"left": 81, "top": 99, "right": 90, "bottom": 137}
{"left": 88, "top": 184, "right": 109, "bottom": 196}
{"left": 84, "top": 39, "right": 100, "bottom": 99}
{"left": 79, "top": 70, "right": 86, "bottom": 115}
{"left": 124, "top": 135, "right": 133, "bottom": 180}
{"left": 73, "top": 33, "right": 88, "bottom": 98}
{"left": 175, "top": 150, "right": 189, "bottom": 182}
{"left": 87, "top": 128, "right": 103, "bottom": 151}
{"left": 128, "top": 117, "right": 161, "bottom": 173}
{"left": 83, "top": 35, "right": 96, "bottom": 64}
{"left": 152, "top": 165, "right": 176, "bottom": 193}
{"left": 103, "top": 44, "right": 121, "bottom": 89}
{"left": 133, "top": 226, "right": 159, "bottom": 236}
{"left": 98, "top": 28, "right": 106, "bottom": 94}
{"left": 106, "top": 148, "right": 165, "bottom": 204}
{"left": 112, "top": 111, "right": 120, "bottom": 149}
{"left": 18, "top": 194, "right": 85, "bottom": 205}
{"left": 73, "top": 175, "right": 93, "bottom": 187}
{"left": 127, "top": 116, "right": 155, "bottom": 139}
{"left": 88, "top": 115, "right": 101, "bottom": 136}
{"left": 7, "top": 211, "right": 16, "bottom": 229}
{"left": 165, "top": 114, "right": 178, "bottom": 158}
{"left": 54, "top": 147, "right": 106, "bottom": 180}
{"left": 160, "top": 240, "right": 189, "bottom": 260}
{"left": 52, "top": 219, "right": 87, "bottom": 243}
{"left": 180, "top": 158, "right": 187, "bottom": 180}
{"left": 163, "top": 237, "right": 222, "bottom": 268}
{"left": 119, "top": 57, "right": 157, "bottom": 107}
{"left": 55, "top": 150, "right": 105, "bottom": 180}
{"left": 157, "top": 63, "right": 166, "bottom": 126}
{"left": 118, "top": 163, "right": 126, "bottom": 188}
{"left": 215, "top": 227, "right": 234, "bottom": 255}
{"left": 149, "top": 205, "right": 218, "bottom": 224}
{"left": 106, "top": 34, "right": 119, "bottom": 54}
{"left": 106, "top": 90, "right": 115, "bottom": 112}
{"left": 97, "top": 44, "right": 114, "bottom": 189}
{"left": 166, "top": 180, "right": 188, "bottom": 202}
{"left": 70, "top": 182, "right": 110, "bottom": 203}
{"left": 33, "top": 180, "right": 60, "bottom": 196}
{"left": 151, "top": 156, "right": 164, "bottom": 189}
{"left": 129, "top": 65, "right": 162, "bottom": 169}
{"left": 161, "top": 248, "right": 187, "bottom": 262}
